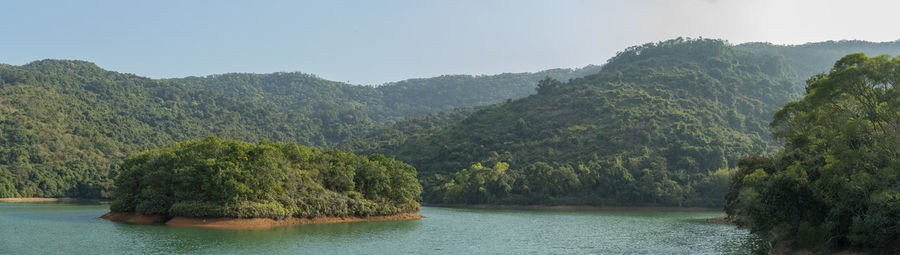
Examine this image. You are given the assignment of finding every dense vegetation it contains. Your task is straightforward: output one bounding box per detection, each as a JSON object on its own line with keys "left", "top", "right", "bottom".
{"left": 110, "top": 136, "right": 421, "bottom": 218}
{"left": 725, "top": 54, "right": 900, "bottom": 253}
{"left": 344, "top": 39, "right": 900, "bottom": 208}
{"left": 350, "top": 39, "right": 801, "bottom": 207}
{"left": 0, "top": 60, "right": 329, "bottom": 198}
{"left": 375, "top": 67, "right": 602, "bottom": 118}
{"left": 738, "top": 40, "right": 900, "bottom": 85}
{"left": 1, "top": 39, "right": 899, "bottom": 203}
{"left": 171, "top": 67, "right": 602, "bottom": 142}
{"left": 0, "top": 60, "right": 589, "bottom": 199}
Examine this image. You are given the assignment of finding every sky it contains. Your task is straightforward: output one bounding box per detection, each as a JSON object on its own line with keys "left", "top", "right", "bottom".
{"left": 1, "top": 0, "right": 898, "bottom": 85}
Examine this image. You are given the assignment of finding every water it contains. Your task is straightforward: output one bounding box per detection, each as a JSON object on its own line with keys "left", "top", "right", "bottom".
{"left": 0, "top": 202, "right": 765, "bottom": 254}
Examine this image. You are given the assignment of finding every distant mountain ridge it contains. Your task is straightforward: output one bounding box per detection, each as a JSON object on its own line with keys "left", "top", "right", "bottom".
{"left": 171, "top": 65, "right": 603, "bottom": 122}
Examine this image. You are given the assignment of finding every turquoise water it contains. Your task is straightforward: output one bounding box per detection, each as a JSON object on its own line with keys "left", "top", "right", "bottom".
{"left": 0, "top": 202, "right": 764, "bottom": 254}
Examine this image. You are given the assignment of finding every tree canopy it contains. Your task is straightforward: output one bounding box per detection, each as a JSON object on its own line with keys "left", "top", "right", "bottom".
{"left": 725, "top": 53, "right": 900, "bottom": 253}
{"left": 110, "top": 136, "right": 421, "bottom": 218}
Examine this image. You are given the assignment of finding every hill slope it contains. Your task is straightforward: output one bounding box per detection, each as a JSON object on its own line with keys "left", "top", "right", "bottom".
{"left": 172, "top": 66, "right": 603, "bottom": 124}
{"left": 0, "top": 60, "right": 599, "bottom": 199}
{"left": 737, "top": 40, "right": 900, "bottom": 84}
{"left": 0, "top": 60, "right": 345, "bottom": 198}
{"left": 350, "top": 39, "right": 900, "bottom": 207}
{"left": 351, "top": 39, "right": 800, "bottom": 206}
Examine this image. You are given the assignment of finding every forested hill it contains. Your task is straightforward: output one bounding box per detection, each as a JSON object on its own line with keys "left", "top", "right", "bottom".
{"left": 737, "top": 40, "right": 900, "bottom": 85}
{"left": 0, "top": 59, "right": 597, "bottom": 199}
{"left": 347, "top": 39, "right": 900, "bottom": 207}
{"left": 0, "top": 60, "right": 343, "bottom": 198}
{"left": 347, "top": 39, "right": 799, "bottom": 206}
{"left": 172, "top": 66, "right": 602, "bottom": 122}
{"left": 376, "top": 67, "right": 602, "bottom": 118}
{"left": 2, "top": 39, "right": 899, "bottom": 201}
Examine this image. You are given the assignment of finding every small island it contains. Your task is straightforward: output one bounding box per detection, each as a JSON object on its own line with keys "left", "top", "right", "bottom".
{"left": 101, "top": 136, "right": 423, "bottom": 229}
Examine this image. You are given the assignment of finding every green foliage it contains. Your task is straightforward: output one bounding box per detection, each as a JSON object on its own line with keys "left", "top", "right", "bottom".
{"left": 2, "top": 39, "right": 899, "bottom": 207}
{"left": 355, "top": 39, "right": 800, "bottom": 207}
{"left": 0, "top": 60, "right": 338, "bottom": 198}
{"left": 377, "top": 67, "right": 602, "bottom": 118}
{"left": 172, "top": 66, "right": 603, "bottom": 124}
{"left": 726, "top": 54, "right": 900, "bottom": 253}
{"left": 110, "top": 136, "right": 421, "bottom": 218}
{"left": 737, "top": 40, "right": 900, "bottom": 87}
{"left": 349, "top": 39, "right": 900, "bottom": 208}
{"left": 0, "top": 59, "right": 590, "bottom": 199}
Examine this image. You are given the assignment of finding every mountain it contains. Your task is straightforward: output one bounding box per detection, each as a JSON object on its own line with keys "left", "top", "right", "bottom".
{"left": 737, "top": 39, "right": 900, "bottom": 85}
{"left": 375, "top": 67, "right": 603, "bottom": 119}
{"left": 3, "top": 38, "right": 899, "bottom": 201}
{"left": 0, "top": 60, "right": 599, "bottom": 199}
{"left": 0, "top": 60, "right": 342, "bottom": 198}
{"left": 172, "top": 66, "right": 603, "bottom": 123}
{"left": 350, "top": 38, "right": 900, "bottom": 207}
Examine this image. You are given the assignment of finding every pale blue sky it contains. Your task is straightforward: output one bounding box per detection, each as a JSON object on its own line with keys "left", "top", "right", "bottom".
{"left": 2, "top": 0, "right": 898, "bottom": 84}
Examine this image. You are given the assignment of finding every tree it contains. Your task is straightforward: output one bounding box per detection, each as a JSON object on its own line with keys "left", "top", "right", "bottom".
{"left": 727, "top": 53, "right": 900, "bottom": 253}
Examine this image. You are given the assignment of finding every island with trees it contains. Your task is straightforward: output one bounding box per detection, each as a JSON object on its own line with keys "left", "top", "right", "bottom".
{"left": 101, "top": 136, "right": 423, "bottom": 229}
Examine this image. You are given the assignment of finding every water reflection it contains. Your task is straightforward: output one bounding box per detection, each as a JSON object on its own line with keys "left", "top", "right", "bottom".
{"left": 106, "top": 214, "right": 424, "bottom": 254}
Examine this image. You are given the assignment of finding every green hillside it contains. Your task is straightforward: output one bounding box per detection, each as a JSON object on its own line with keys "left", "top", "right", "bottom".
{"left": 351, "top": 39, "right": 799, "bottom": 206}
{"left": 172, "top": 66, "right": 602, "bottom": 123}
{"left": 0, "top": 60, "right": 344, "bottom": 198}
{"left": 2, "top": 38, "right": 900, "bottom": 203}
{"left": 350, "top": 39, "right": 900, "bottom": 207}
{"left": 376, "top": 67, "right": 602, "bottom": 118}
{"left": 0, "top": 60, "right": 597, "bottom": 199}
{"left": 738, "top": 40, "right": 900, "bottom": 84}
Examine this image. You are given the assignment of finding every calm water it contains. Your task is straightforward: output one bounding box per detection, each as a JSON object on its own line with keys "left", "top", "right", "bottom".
{"left": 0, "top": 202, "right": 765, "bottom": 254}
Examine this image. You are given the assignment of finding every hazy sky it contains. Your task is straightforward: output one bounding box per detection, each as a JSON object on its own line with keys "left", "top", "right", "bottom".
{"left": 2, "top": 0, "right": 898, "bottom": 84}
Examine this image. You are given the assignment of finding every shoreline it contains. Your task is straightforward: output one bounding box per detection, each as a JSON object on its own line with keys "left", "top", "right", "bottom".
{"left": 705, "top": 215, "right": 734, "bottom": 224}
{"left": 0, "top": 197, "right": 76, "bottom": 203}
{"left": 423, "top": 203, "right": 721, "bottom": 211}
{"left": 100, "top": 212, "right": 424, "bottom": 230}
{"left": 0, "top": 197, "right": 111, "bottom": 203}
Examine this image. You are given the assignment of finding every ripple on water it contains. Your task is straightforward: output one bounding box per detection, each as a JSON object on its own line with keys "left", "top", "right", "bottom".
{"left": 0, "top": 203, "right": 765, "bottom": 254}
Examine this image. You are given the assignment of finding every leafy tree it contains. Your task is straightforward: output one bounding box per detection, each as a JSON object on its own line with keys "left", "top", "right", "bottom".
{"left": 726, "top": 53, "right": 900, "bottom": 253}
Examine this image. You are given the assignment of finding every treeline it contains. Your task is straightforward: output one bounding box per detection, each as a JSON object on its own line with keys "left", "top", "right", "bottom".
{"left": 111, "top": 136, "right": 421, "bottom": 218}
{"left": 726, "top": 54, "right": 900, "bottom": 253}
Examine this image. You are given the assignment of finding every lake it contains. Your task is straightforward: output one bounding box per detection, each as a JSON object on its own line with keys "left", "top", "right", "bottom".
{"left": 0, "top": 202, "right": 765, "bottom": 254}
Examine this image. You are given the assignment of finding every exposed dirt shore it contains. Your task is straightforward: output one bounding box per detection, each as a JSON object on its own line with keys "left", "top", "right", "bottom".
{"left": 100, "top": 212, "right": 168, "bottom": 224}
{"left": 424, "top": 203, "right": 720, "bottom": 211}
{"left": 705, "top": 215, "right": 733, "bottom": 224}
{"left": 100, "top": 212, "right": 424, "bottom": 230}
